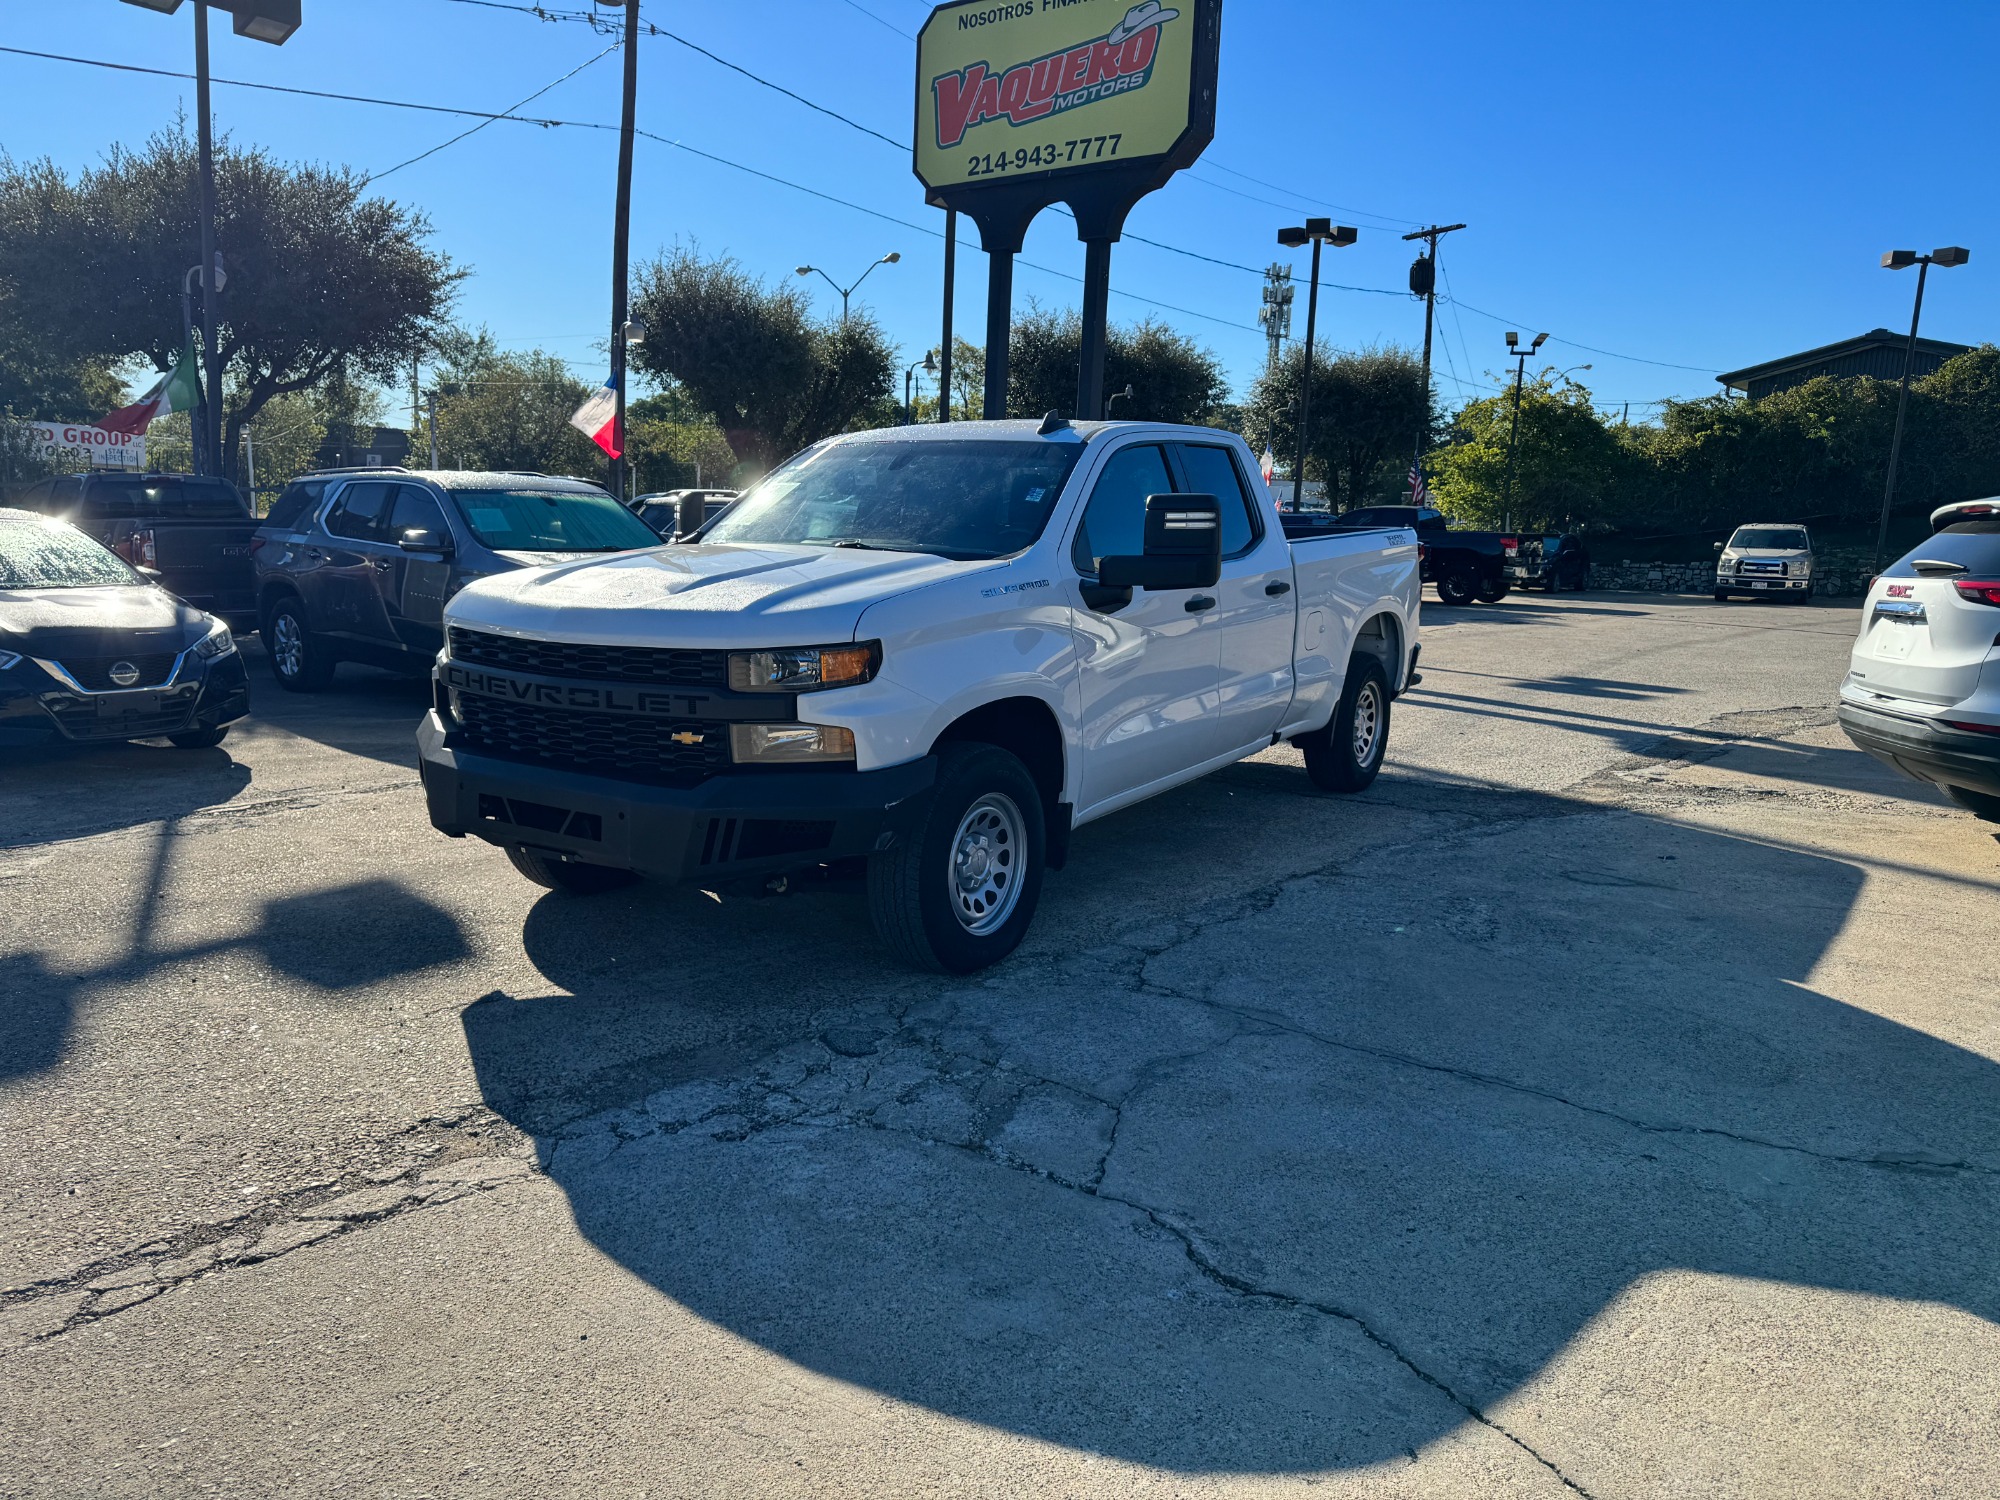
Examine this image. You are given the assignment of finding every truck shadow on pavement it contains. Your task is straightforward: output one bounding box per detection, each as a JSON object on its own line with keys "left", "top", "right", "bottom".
{"left": 461, "top": 786, "right": 2000, "bottom": 1474}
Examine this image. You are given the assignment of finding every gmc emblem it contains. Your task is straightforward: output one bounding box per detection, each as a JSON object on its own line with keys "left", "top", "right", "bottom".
{"left": 1886, "top": 584, "right": 1914, "bottom": 598}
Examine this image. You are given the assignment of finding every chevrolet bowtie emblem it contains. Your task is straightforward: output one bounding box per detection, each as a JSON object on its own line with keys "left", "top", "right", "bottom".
{"left": 669, "top": 731, "right": 705, "bottom": 745}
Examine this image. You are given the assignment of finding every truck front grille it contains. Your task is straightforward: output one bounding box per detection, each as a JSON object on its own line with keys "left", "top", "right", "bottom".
{"left": 448, "top": 627, "right": 726, "bottom": 688}
{"left": 453, "top": 693, "right": 728, "bottom": 786}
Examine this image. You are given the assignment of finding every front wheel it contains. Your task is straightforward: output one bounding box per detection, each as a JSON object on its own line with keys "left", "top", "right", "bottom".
{"left": 868, "top": 743, "right": 1045, "bottom": 974}
{"left": 505, "top": 845, "right": 638, "bottom": 895}
{"left": 1302, "top": 657, "right": 1391, "bottom": 794}
{"left": 166, "top": 725, "right": 229, "bottom": 749}
{"left": 1946, "top": 786, "right": 2000, "bottom": 824}
{"left": 1713, "top": 589, "right": 1730, "bottom": 602}
{"left": 1436, "top": 571, "right": 1476, "bottom": 607}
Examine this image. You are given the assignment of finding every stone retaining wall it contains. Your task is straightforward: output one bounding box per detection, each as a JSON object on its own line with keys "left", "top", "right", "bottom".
{"left": 1584, "top": 547, "right": 1875, "bottom": 598}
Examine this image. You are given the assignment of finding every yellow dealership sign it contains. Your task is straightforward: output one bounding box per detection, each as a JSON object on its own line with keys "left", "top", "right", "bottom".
{"left": 915, "top": 0, "right": 1218, "bottom": 198}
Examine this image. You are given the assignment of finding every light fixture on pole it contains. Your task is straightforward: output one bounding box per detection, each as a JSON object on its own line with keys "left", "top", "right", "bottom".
{"left": 903, "top": 349, "right": 938, "bottom": 425}
{"left": 120, "top": 1, "right": 302, "bottom": 478}
{"left": 1498, "top": 331, "right": 1547, "bottom": 532}
{"left": 1106, "top": 383, "right": 1136, "bottom": 415}
{"left": 1275, "top": 219, "right": 1359, "bottom": 511}
{"left": 797, "top": 253, "right": 901, "bottom": 323}
{"left": 1872, "top": 245, "right": 1971, "bottom": 577}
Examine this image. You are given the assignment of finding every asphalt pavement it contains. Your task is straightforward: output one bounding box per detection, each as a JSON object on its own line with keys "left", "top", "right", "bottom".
{"left": 4, "top": 591, "right": 1998, "bottom": 1499}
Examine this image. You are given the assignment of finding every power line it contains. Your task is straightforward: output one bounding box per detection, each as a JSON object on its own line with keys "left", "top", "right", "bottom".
{"left": 1442, "top": 296, "right": 1713, "bottom": 372}
{"left": 832, "top": 0, "right": 916, "bottom": 42}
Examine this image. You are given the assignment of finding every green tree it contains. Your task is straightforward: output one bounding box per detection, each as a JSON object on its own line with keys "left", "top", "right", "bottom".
{"left": 0, "top": 123, "right": 458, "bottom": 485}
{"left": 626, "top": 382, "right": 743, "bottom": 492}
{"left": 1002, "top": 305, "right": 1228, "bottom": 423}
{"left": 1428, "top": 372, "right": 1624, "bottom": 530}
{"left": 414, "top": 329, "right": 604, "bottom": 480}
{"left": 1244, "top": 345, "right": 1430, "bottom": 509}
{"left": 628, "top": 246, "right": 894, "bottom": 474}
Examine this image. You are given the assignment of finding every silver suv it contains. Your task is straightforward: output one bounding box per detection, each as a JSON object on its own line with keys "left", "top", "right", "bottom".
{"left": 1714, "top": 523, "right": 1814, "bottom": 602}
{"left": 252, "top": 468, "right": 660, "bottom": 691}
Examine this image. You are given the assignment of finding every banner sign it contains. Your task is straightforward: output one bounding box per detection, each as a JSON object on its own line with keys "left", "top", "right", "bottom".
{"left": 915, "top": 0, "right": 1217, "bottom": 208}
{"left": 25, "top": 422, "right": 146, "bottom": 470}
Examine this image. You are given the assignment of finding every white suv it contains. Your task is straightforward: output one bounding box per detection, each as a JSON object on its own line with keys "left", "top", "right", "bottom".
{"left": 1714, "top": 523, "right": 1814, "bottom": 601}
{"left": 1837, "top": 498, "right": 2000, "bottom": 822}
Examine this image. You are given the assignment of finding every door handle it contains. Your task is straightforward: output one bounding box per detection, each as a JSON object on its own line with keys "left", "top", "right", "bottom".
{"left": 1184, "top": 594, "right": 1217, "bottom": 613}
{"left": 372, "top": 559, "right": 392, "bottom": 571}
{"left": 1265, "top": 579, "right": 1292, "bottom": 596}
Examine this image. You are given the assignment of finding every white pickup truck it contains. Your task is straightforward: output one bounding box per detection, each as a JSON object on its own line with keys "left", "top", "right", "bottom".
{"left": 417, "top": 419, "right": 1421, "bottom": 971}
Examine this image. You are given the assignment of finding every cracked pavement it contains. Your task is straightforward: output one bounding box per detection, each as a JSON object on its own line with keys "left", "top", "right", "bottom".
{"left": 4, "top": 594, "right": 1999, "bottom": 1497}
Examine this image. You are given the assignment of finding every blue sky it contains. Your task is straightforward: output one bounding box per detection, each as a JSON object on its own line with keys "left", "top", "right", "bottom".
{"left": 5, "top": 0, "right": 1996, "bottom": 418}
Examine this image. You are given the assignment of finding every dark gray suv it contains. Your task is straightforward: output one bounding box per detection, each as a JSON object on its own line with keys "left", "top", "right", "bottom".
{"left": 252, "top": 468, "right": 660, "bottom": 691}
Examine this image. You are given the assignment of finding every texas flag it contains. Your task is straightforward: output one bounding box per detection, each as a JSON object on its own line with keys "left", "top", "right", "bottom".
{"left": 569, "top": 376, "right": 621, "bottom": 458}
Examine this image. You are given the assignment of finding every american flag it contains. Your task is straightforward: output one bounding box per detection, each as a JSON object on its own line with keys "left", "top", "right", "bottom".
{"left": 1407, "top": 462, "right": 1429, "bottom": 506}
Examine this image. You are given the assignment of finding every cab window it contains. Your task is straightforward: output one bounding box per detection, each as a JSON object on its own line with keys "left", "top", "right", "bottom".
{"left": 1071, "top": 444, "right": 1173, "bottom": 576}
{"left": 388, "top": 485, "right": 449, "bottom": 542}
{"left": 1175, "top": 443, "right": 1260, "bottom": 558}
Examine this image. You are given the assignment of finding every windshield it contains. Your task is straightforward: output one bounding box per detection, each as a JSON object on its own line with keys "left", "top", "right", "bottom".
{"left": 1730, "top": 527, "right": 1808, "bottom": 550}
{"left": 82, "top": 476, "right": 248, "bottom": 519}
{"left": 703, "top": 439, "right": 1085, "bottom": 561}
{"left": 0, "top": 514, "right": 142, "bottom": 589}
{"left": 448, "top": 488, "right": 658, "bottom": 553}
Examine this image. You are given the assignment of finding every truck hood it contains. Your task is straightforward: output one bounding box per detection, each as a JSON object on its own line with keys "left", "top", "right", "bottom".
{"left": 1721, "top": 548, "right": 1812, "bottom": 564}
{"left": 444, "top": 542, "right": 994, "bottom": 648}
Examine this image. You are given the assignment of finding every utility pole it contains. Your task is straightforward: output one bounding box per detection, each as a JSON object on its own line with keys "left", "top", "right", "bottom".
{"left": 426, "top": 390, "right": 440, "bottom": 469}
{"left": 1257, "top": 265, "right": 1294, "bottom": 371}
{"left": 605, "top": 0, "right": 640, "bottom": 502}
{"left": 1401, "top": 223, "right": 1465, "bottom": 467}
{"left": 194, "top": 2, "right": 223, "bottom": 478}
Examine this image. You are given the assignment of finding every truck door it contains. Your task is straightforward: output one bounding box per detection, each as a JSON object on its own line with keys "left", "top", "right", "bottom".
{"left": 380, "top": 484, "right": 453, "bottom": 654}
{"left": 316, "top": 480, "right": 399, "bottom": 644}
{"left": 1174, "top": 441, "right": 1295, "bottom": 751}
{"left": 1067, "top": 443, "right": 1225, "bottom": 814}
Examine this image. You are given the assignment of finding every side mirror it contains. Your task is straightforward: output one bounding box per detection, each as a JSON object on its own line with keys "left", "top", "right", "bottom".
{"left": 1713, "top": 541, "right": 1724, "bottom": 552}
{"left": 1098, "top": 493, "right": 1224, "bottom": 591}
{"left": 400, "top": 527, "right": 452, "bottom": 555}
{"left": 136, "top": 565, "right": 164, "bottom": 582}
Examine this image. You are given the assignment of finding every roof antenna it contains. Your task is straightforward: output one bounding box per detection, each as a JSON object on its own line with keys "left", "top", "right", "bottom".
{"left": 1037, "top": 410, "right": 1070, "bottom": 436}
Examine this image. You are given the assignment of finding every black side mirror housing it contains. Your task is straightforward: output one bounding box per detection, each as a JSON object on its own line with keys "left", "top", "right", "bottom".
{"left": 400, "top": 528, "right": 452, "bottom": 554}
{"left": 1098, "top": 493, "right": 1224, "bottom": 591}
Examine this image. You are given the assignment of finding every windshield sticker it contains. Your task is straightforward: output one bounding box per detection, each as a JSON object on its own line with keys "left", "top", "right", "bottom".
{"left": 981, "top": 579, "right": 1051, "bottom": 598}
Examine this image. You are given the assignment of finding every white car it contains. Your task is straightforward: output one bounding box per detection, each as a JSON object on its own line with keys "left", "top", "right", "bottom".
{"left": 1714, "top": 523, "right": 1815, "bottom": 601}
{"left": 1837, "top": 497, "right": 2000, "bottom": 822}
{"left": 416, "top": 420, "right": 1422, "bottom": 971}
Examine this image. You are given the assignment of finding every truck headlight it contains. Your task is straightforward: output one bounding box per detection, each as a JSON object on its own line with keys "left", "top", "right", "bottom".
{"left": 729, "top": 724, "right": 857, "bottom": 764}
{"left": 193, "top": 618, "right": 236, "bottom": 659}
{"left": 728, "top": 642, "right": 878, "bottom": 693}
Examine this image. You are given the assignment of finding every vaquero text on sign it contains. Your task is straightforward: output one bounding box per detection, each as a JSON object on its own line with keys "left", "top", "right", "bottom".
{"left": 25, "top": 423, "right": 146, "bottom": 470}
{"left": 914, "top": 0, "right": 1204, "bottom": 194}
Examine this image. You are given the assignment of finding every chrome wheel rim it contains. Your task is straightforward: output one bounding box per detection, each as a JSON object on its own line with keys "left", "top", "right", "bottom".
{"left": 272, "top": 613, "right": 303, "bottom": 678}
{"left": 1352, "top": 682, "right": 1382, "bottom": 767}
{"left": 948, "top": 792, "right": 1025, "bottom": 936}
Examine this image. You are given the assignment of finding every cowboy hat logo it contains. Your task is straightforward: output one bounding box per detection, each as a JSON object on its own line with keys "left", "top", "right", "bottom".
{"left": 931, "top": 2, "right": 1182, "bottom": 150}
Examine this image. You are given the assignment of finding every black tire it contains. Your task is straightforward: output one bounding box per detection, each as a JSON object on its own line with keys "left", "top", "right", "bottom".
{"left": 1436, "top": 571, "right": 1476, "bottom": 607}
{"left": 166, "top": 725, "right": 229, "bottom": 749}
{"left": 264, "top": 595, "right": 335, "bottom": 692}
{"left": 505, "top": 845, "right": 639, "bottom": 895}
{"left": 1945, "top": 786, "right": 2000, "bottom": 824}
{"left": 867, "top": 742, "right": 1045, "bottom": 974}
{"left": 1475, "top": 578, "right": 1509, "bottom": 603}
{"left": 1713, "top": 589, "right": 1730, "bottom": 602}
{"left": 1302, "top": 656, "right": 1391, "bottom": 794}
{"left": 1542, "top": 571, "right": 1561, "bottom": 593}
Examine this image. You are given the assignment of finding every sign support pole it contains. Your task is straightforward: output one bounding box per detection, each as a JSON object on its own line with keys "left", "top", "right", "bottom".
{"left": 1075, "top": 239, "right": 1113, "bottom": 420}
{"left": 607, "top": 0, "right": 640, "bottom": 501}
{"left": 938, "top": 207, "right": 955, "bottom": 423}
{"left": 194, "top": 1, "right": 222, "bottom": 480}
{"left": 983, "top": 250, "right": 1013, "bottom": 420}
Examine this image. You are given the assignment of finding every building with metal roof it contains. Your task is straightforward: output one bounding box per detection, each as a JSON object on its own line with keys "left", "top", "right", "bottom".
{"left": 1718, "top": 329, "right": 1972, "bottom": 401}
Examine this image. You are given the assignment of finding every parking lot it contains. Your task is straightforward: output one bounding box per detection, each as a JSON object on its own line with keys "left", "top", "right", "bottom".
{"left": 4, "top": 591, "right": 1998, "bottom": 1498}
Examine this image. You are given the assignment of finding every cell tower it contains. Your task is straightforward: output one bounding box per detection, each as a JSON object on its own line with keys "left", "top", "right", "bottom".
{"left": 1258, "top": 264, "right": 1295, "bottom": 369}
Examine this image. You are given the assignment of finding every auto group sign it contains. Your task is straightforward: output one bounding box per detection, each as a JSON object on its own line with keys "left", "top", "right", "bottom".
{"left": 915, "top": 0, "right": 1219, "bottom": 206}
{"left": 25, "top": 422, "right": 146, "bottom": 470}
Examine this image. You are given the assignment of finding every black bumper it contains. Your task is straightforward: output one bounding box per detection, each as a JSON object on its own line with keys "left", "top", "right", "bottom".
{"left": 417, "top": 712, "right": 938, "bottom": 882}
{"left": 1837, "top": 700, "right": 2000, "bottom": 798}
{"left": 0, "top": 652, "right": 249, "bottom": 747}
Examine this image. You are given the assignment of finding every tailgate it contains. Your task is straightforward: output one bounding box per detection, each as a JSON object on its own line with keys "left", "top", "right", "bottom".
{"left": 152, "top": 521, "right": 259, "bottom": 604}
{"left": 1849, "top": 579, "right": 1994, "bottom": 706}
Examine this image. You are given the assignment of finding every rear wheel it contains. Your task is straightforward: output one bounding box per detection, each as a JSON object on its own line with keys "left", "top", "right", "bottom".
{"left": 265, "top": 597, "right": 335, "bottom": 692}
{"left": 1436, "top": 571, "right": 1476, "bottom": 607}
{"left": 1302, "top": 657, "right": 1390, "bottom": 794}
{"left": 1475, "top": 578, "right": 1509, "bottom": 603}
{"left": 1946, "top": 786, "right": 2000, "bottom": 824}
{"left": 868, "top": 743, "right": 1045, "bottom": 974}
{"left": 505, "top": 845, "right": 638, "bottom": 895}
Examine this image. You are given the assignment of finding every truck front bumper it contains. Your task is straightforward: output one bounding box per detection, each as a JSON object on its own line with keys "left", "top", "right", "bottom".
{"left": 1836, "top": 700, "right": 2000, "bottom": 799}
{"left": 417, "top": 711, "right": 938, "bottom": 883}
{"left": 1716, "top": 576, "right": 1810, "bottom": 594}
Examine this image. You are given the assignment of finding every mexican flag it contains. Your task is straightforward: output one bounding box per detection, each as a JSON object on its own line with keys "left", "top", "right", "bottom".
{"left": 99, "top": 339, "right": 202, "bottom": 436}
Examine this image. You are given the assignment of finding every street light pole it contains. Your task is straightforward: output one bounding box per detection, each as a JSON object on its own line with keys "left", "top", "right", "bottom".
{"left": 797, "top": 254, "right": 902, "bottom": 323}
{"left": 1277, "top": 220, "right": 1358, "bottom": 511}
{"left": 1498, "top": 331, "right": 1546, "bottom": 533}
{"left": 193, "top": 2, "right": 222, "bottom": 478}
{"left": 1873, "top": 246, "right": 1971, "bottom": 577}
